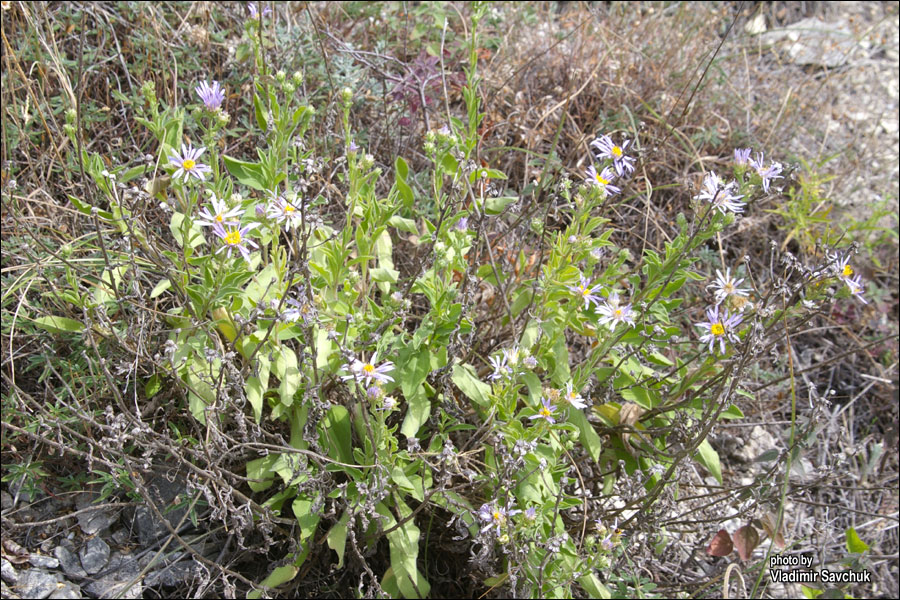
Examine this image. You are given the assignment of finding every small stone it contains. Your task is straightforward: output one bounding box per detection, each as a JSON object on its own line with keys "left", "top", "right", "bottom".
{"left": 15, "top": 569, "right": 57, "bottom": 600}
{"left": 54, "top": 544, "right": 87, "bottom": 580}
{"left": 0, "top": 491, "right": 13, "bottom": 510}
{"left": 78, "top": 538, "right": 110, "bottom": 575}
{"left": 48, "top": 581, "right": 82, "bottom": 600}
{"left": 1, "top": 557, "right": 18, "bottom": 584}
{"left": 1, "top": 581, "right": 19, "bottom": 600}
{"left": 28, "top": 554, "right": 59, "bottom": 570}
{"left": 83, "top": 554, "right": 141, "bottom": 599}
{"left": 74, "top": 504, "right": 115, "bottom": 536}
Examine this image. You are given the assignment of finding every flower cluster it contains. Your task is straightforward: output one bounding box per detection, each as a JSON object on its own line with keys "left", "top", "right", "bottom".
{"left": 735, "top": 147, "right": 783, "bottom": 193}
{"left": 695, "top": 172, "right": 745, "bottom": 215}
{"left": 584, "top": 133, "right": 636, "bottom": 195}
{"left": 488, "top": 346, "right": 534, "bottom": 381}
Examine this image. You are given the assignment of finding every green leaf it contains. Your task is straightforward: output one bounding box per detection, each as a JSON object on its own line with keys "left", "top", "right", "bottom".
{"left": 253, "top": 92, "right": 268, "bottom": 131}
{"left": 484, "top": 195, "right": 517, "bottom": 215}
{"left": 34, "top": 316, "right": 85, "bottom": 334}
{"left": 246, "top": 456, "right": 277, "bottom": 492}
{"left": 389, "top": 215, "right": 419, "bottom": 235}
{"left": 292, "top": 495, "right": 321, "bottom": 541}
{"left": 246, "top": 376, "right": 265, "bottom": 423}
{"left": 273, "top": 346, "right": 300, "bottom": 407}
{"left": 223, "top": 155, "right": 267, "bottom": 191}
{"left": 694, "top": 437, "right": 723, "bottom": 484}
{"left": 377, "top": 500, "right": 430, "bottom": 599}
{"left": 845, "top": 527, "right": 869, "bottom": 554}
{"left": 327, "top": 511, "right": 351, "bottom": 569}
{"left": 720, "top": 404, "right": 745, "bottom": 419}
{"left": 150, "top": 278, "right": 172, "bottom": 299}
{"left": 144, "top": 374, "right": 162, "bottom": 399}
{"left": 169, "top": 211, "right": 205, "bottom": 249}
{"left": 258, "top": 564, "right": 298, "bottom": 591}
{"left": 371, "top": 266, "right": 400, "bottom": 283}
{"left": 395, "top": 156, "right": 413, "bottom": 207}
{"left": 568, "top": 408, "right": 603, "bottom": 463}
{"left": 451, "top": 363, "right": 491, "bottom": 408}
{"left": 401, "top": 385, "right": 430, "bottom": 439}
{"left": 320, "top": 405, "right": 352, "bottom": 464}
{"left": 579, "top": 573, "right": 611, "bottom": 599}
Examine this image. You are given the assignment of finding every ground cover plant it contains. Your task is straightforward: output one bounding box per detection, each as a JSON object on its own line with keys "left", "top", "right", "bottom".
{"left": 2, "top": 2, "right": 898, "bottom": 598}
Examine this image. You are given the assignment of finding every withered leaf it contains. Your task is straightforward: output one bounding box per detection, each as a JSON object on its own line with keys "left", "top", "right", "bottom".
{"left": 706, "top": 529, "right": 733, "bottom": 557}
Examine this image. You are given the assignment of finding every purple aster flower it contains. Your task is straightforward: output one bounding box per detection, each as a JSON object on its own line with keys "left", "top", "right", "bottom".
{"left": 267, "top": 191, "right": 303, "bottom": 231}
{"left": 529, "top": 397, "right": 557, "bottom": 424}
{"left": 696, "top": 172, "right": 745, "bottom": 215}
{"left": 524, "top": 506, "right": 537, "bottom": 522}
{"left": 195, "top": 196, "right": 243, "bottom": 228}
{"left": 195, "top": 80, "right": 225, "bottom": 110}
{"left": 488, "top": 354, "right": 511, "bottom": 381}
{"left": 597, "top": 292, "right": 635, "bottom": 329}
{"left": 341, "top": 351, "right": 395, "bottom": 386}
{"left": 749, "top": 152, "right": 783, "bottom": 193}
{"left": 283, "top": 297, "right": 317, "bottom": 325}
{"left": 708, "top": 267, "right": 750, "bottom": 306}
{"left": 695, "top": 305, "right": 743, "bottom": 354}
{"left": 834, "top": 254, "right": 867, "bottom": 304}
{"left": 247, "top": 2, "right": 271, "bottom": 19}
{"left": 169, "top": 143, "right": 212, "bottom": 182}
{"left": 348, "top": 140, "right": 359, "bottom": 153}
{"left": 563, "top": 382, "right": 587, "bottom": 410}
{"left": 567, "top": 276, "right": 604, "bottom": 310}
{"left": 455, "top": 217, "right": 469, "bottom": 232}
{"left": 585, "top": 165, "right": 621, "bottom": 196}
{"left": 734, "top": 148, "right": 752, "bottom": 165}
{"left": 477, "top": 503, "right": 508, "bottom": 535}
{"left": 213, "top": 222, "right": 259, "bottom": 263}
{"left": 590, "top": 134, "right": 636, "bottom": 176}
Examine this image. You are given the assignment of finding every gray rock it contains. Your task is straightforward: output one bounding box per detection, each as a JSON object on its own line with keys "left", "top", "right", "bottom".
{"left": 83, "top": 553, "right": 141, "bottom": 600}
{"left": 78, "top": 538, "right": 109, "bottom": 575}
{"left": 16, "top": 569, "right": 58, "bottom": 600}
{"left": 28, "top": 554, "right": 59, "bottom": 569}
{"left": 74, "top": 497, "right": 116, "bottom": 536}
{"left": 1, "top": 580, "right": 19, "bottom": 600}
{"left": 54, "top": 543, "right": 87, "bottom": 579}
{"left": 758, "top": 17, "right": 864, "bottom": 68}
{"left": 145, "top": 560, "right": 201, "bottom": 587}
{"left": 1, "top": 557, "right": 18, "bottom": 584}
{"left": 1, "top": 490, "right": 14, "bottom": 510}
{"left": 128, "top": 471, "right": 190, "bottom": 546}
{"left": 48, "top": 581, "right": 82, "bottom": 600}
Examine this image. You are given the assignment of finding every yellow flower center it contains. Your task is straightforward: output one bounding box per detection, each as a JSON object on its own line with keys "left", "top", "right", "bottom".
{"left": 224, "top": 230, "right": 241, "bottom": 245}
{"left": 284, "top": 204, "right": 296, "bottom": 213}
{"left": 595, "top": 174, "right": 609, "bottom": 186}
{"left": 182, "top": 158, "right": 196, "bottom": 170}
{"left": 363, "top": 363, "right": 375, "bottom": 374}
{"left": 614, "top": 308, "right": 623, "bottom": 318}
{"left": 842, "top": 265, "right": 853, "bottom": 278}
{"left": 711, "top": 323, "right": 725, "bottom": 336}
{"left": 581, "top": 287, "right": 590, "bottom": 296}
{"left": 215, "top": 214, "right": 224, "bottom": 223}
{"left": 540, "top": 407, "right": 552, "bottom": 417}
{"left": 724, "top": 282, "right": 734, "bottom": 293}
{"left": 568, "top": 392, "right": 577, "bottom": 402}
{"left": 612, "top": 146, "right": 623, "bottom": 158}
{"left": 492, "top": 510, "right": 503, "bottom": 523}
